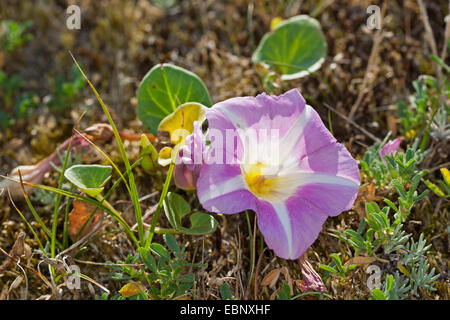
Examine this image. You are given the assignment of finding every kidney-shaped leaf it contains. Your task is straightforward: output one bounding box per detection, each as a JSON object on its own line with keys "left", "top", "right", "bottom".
{"left": 178, "top": 212, "right": 218, "bottom": 236}
{"left": 252, "top": 15, "right": 327, "bottom": 80}
{"left": 163, "top": 192, "right": 218, "bottom": 235}
{"left": 64, "top": 164, "right": 112, "bottom": 197}
{"left": 137, "top": 64, "right": 212, "bottom": 134}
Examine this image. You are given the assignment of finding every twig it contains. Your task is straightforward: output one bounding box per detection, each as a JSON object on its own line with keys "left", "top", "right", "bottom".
{"left": 348, "top": 3, "right": 386, "bottom": 121}
{"left": 253, "top": 247, "right": 268, "bottom": 300}
{"left": 440, "top": 0, "right": 450, "bottom": 61}
{"left": 418, "top": 0, "right": 443, "bottom": 86}
{"left": 323, "top": 103, "right": 381, "bottom": 143}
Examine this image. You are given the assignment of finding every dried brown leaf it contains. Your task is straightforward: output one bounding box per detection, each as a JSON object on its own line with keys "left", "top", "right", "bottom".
{"left": 68, "top": 200, "right": 104, "bottom": 241}
{"left": 0, "top": 232, "right": 25, "bottom": 273}
{"left": 344, "top": 256, "right": 376, "bottom": 268}
{"left": 261, "top": 268, "right": 281, "bottom": 288}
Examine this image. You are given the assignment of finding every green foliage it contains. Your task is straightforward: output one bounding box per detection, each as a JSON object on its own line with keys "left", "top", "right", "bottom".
{"left": 337, "top": 171, "right": 438, "bottom": 299}
{"left": 137, "top": 63, "right": 212, "bottom": 134}
{"left": 424, "top": 168, "right": 450, "bottom": 199}
{"left": 150, "top": 0, "right": 178, "bottom": 10}
{"left": 337, "top": 170, "right": 428, "bottom": 255}
{"left": 0, "top": 70, "right": 37, "bottom": 128}
{"left": 359, "top": 137, "right": 426, "bottom": 187}
{"left": 0, "top": 20, "right": 33, "bottom": 52}
{"left": 397, "top": 57, "right": 450, "bottom": 146}
{"left": 369, "top": 273, "right": 410, "bottom": 300}
{"left": 64, "top": 164, "right": 112, "bottom": 197}
{"left": 219, "top": 283, "right": 235, "bottom": 300}
{"left": 163, "top": 192, "right": 218, "bottom": 235}
{"left": 319, "top": 253, "right": 356, "bottom": 280}
{"left": 370, "top": 234, "right": 438, "bottom": 300}
{"left": 276, "top": 284, "right": 293, "bottom": 300}
{"left": 0, "top": 62, "right": 83, "bottom": 130}
{"left": 46, "top": 64, "right": 86, "bottom": 110}
{"left": 140, "top": 134, "right": 159, "bottom": 173}
{"left": 107, "top": 234, "right": 200, "bottom": 300}
{"left": 252, "top": 15, "right": 327, "bottom": 80}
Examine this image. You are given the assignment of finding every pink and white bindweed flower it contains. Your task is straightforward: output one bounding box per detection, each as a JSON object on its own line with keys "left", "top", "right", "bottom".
{"left": 196, "top": 89, "right": 360, "bottom": 260}
{"left": 173, "top": 121, "right": 206, "bottom": 190}
{"left": 379, "top": 138, "right": 401, "bottom": 161}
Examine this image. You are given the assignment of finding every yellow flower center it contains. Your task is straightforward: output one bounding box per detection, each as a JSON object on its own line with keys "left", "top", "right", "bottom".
{"left": 243, "top": 162, "right": 278, "bottom": 199}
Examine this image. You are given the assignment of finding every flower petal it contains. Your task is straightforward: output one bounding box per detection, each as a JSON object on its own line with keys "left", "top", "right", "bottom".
{"left": 256, "top": 197, "right": 328, "bottom": 260}
{"left": 209, "top": 88, "right": 306, "bottom": 135}
{"left": 196, "top": 163, "right": 256, "bottom": 214}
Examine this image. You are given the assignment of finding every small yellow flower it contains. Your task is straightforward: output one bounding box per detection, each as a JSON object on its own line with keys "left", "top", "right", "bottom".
{"left": 441, "top": 168, "right": 450, "bottom": 187}
{"left": 405, "top": 129, "right": 416, "bottom": 139}
{"left": 270, "top": 17, "right": 284, "bottom": 30}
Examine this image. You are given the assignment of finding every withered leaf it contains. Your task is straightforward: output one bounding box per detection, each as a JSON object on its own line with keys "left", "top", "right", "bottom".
{"left": 0, "top": 232, "right": 25, "bottom": 273}
{"left": 297, "top": 254, "right": 326, "bottom": 293}
{"left": 261, "top": 268, "right": 281, "bottom": 288}
{"left": 119, "top": 282, "right": 146, "bottom": 298}
{"left": 344, "top": 256, "right": 376, "bottom": 268}
{"left": 68, "top": 200, "right": 104, "bottom": 241}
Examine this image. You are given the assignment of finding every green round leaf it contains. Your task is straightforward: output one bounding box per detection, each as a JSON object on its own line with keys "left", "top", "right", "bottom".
{"left": 178, "top": 212, "right": 218, "bottom": 236}
{"left": 252, "top": 15, "right": 327, "bottom": 80}
{"left": 163, "top": 192, "right": 218, "bottom": 235}
{"left": 137, "top": 63, "right": 212, "bottom": 134}
{"left": 64, "top": 164, "right": 112, "bottom": 197}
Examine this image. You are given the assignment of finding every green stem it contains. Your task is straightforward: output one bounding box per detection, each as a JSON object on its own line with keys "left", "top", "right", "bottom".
{"left": 154, "top": 227, "right": 180, "bottom": 234}
{"left": 62, "top": 184, "right": 74, "bottom": 249}
{"left": 51, "top": 137, "right": 74, "bottom": 260}
{"left": 145, "top": 160, "right": 175, "bottom": 248}
{"left": 420, "top": 105, "right": 440, "bottom": 151}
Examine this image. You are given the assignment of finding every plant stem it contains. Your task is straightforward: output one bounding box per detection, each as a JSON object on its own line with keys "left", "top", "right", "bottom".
{"left": 62, "top": 184, "right": 74, "bottom": 249}
{"left": 51, "top": 137, "right": 74, "bottom": 260}
{"left": 145, "top": 160, "right": 175, "bottom": 248}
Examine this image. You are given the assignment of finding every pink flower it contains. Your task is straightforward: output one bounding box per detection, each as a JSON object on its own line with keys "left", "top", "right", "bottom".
{"left": 379, "top": 138, "right": 401, "bottom": 160}
{"left": 296, "top": 254, "right": 326, "bottom": 292}
{"left": 173, "top": 121, "right": 206, "bottom": 190}
{"left": 195, "top": 89, "right": 360, "bottom": 260}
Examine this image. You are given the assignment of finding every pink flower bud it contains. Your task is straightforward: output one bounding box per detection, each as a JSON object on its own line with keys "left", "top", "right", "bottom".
{"left": 173, "top": 121, "right": 205, "bottom": 190}
{"left": 380, "top": 138, "right": 401, "bottom": 161}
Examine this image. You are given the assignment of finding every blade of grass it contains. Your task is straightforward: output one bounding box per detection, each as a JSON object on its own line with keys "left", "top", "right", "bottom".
{"left": 17, "top": 171, "right": 52, "bottom": 243}
{"left": 62, "top": 184, "right": 74, "bottom": 249}
{"left": 144, "top": 157, "right": 176, "bottom": 248}
{"left": 73, "top": 129, "right": 131, "bottom": 194}
{"left": 1, "top": 175, "right": 139, "bottom": 248}
{"left": 7, "top": 189, "right": 45, "bottom": 252}
{"left": 51, "top": 136, "right": 74, "bottom": 261}
{"left": 70, "top": 52, "right": 144, "bottom": 247}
